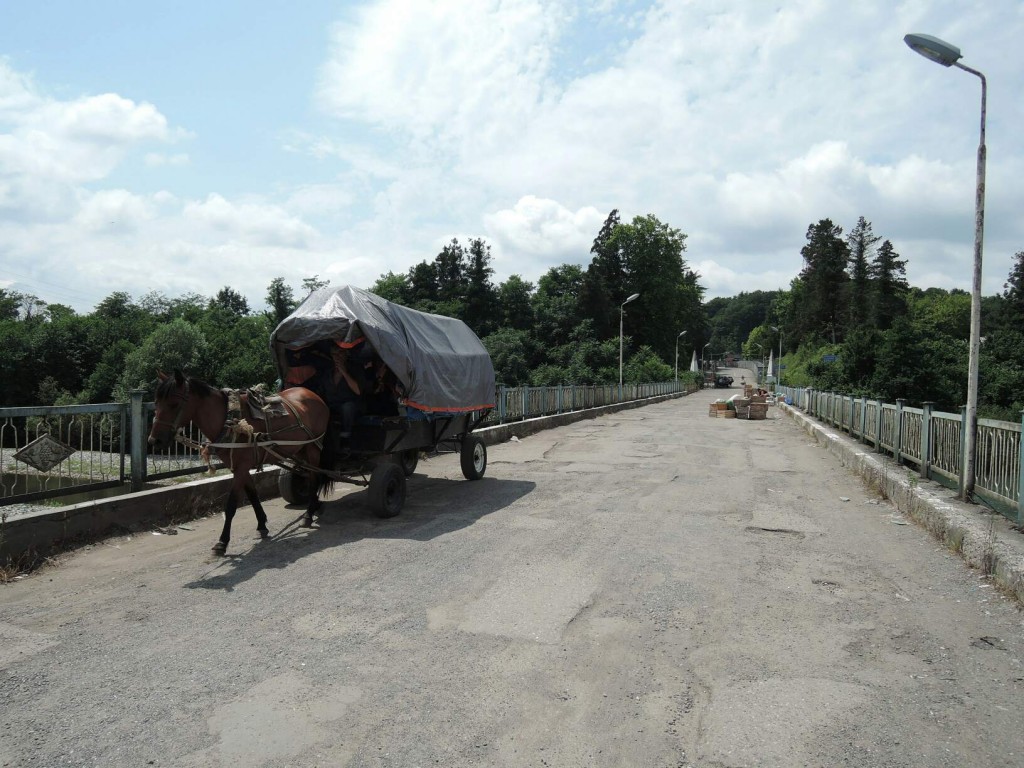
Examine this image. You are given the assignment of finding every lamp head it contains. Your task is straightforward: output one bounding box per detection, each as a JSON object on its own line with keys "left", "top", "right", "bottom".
{"left": 904, "top": 33, "right": 962, "bottom": 67}
{"left": 623, "top": 293, "right": 640, "bottom": 305}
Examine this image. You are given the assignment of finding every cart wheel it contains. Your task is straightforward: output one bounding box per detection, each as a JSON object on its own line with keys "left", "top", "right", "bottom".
{"left": 369, "top": 462, "right": 406, "bottom": 518}
{"left": 279, "top": 471, "right": 314, "bottom": 505}
{"left": 394, "top": 448, "right": 419, "bottom": 477}
{"left": 460, "top": 435, "right": 487, "bottom": 481}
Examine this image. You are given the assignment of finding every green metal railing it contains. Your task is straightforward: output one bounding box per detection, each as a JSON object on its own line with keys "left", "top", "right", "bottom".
{"left": 2, "top": 380, "right": 695, "bottom": 507}
{"left": 780, "top": 386, "right": 1023, "bottom": 524}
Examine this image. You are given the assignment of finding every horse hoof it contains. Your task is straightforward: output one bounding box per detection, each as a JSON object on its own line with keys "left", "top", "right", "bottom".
{"left": 212, "top": 543, "right": 227, "bottom": 555}
{"left": 301, "top": 515, "right": 313, "bottom": 528}
{"left": 258, "top": 529, "right": 270, "bottom": 539}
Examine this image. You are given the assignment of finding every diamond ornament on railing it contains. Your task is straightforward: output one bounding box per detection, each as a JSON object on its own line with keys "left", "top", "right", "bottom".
{"left": 13, "top": 434, "right": 76, "bottom": 472}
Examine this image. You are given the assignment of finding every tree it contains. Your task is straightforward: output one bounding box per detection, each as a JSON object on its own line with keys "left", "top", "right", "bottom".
{"left": 870, "top": 239, "right": 908, "bottom": 330}
{"left": 434, "top": 239, "right": 468, "bottom": 304}
{"left": 623, "top": 345, "right": 673, "bottom": 383}
{"left": 0, "top": 289, "right": 22, "bottom": 321}
{"left": 532, "top": 265, "right": 586, "bottom": 349}
{"left": 706, "top": 291, "right": 779, "bottom": 355}
{"left": 463, "top": 238, "right": 498, "bottom": 336}
{"left": 302, "top": 275, "right": 330, "bottom": 296}
{"left": 999, "top": 250, "right": 1024, "bottom": 331}
{"left": 94, "top": 291, "right": 137, "bottom": 320}
{"left": 497, "top": 275, "right": 535, "bottom": 331}
{"left": 370, "top": 272, "right": 410, "bottom": 304}
{"left": 115, "top": 318, "right": 211, "bottom": 400}
{"left": 604, "top": 213, "right": 702, "bottom": 362}
{"left": 797, "top": 219, "right": 849, "bottom": 343}
{"left": 845, "top": 216, "right": 879, "bottom": 329}
{"left": 406, "top": 261, "right": 439, "bottom": 309}
{"left": 580, "top": 209, "right": 622, "bottom": 339}
{"left": 483, "top": 327, "right": 532, "bottom": 385}
{"left": 265, "top": 277, "right": 296, "bottom": 327}
{"left": 210, "top": 287, "right": 251, "bottom": 317}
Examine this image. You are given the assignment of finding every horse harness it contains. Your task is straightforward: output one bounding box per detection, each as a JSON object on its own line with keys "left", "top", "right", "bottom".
{"left": 169, "top": 386, "right": 325, "bottom": 474}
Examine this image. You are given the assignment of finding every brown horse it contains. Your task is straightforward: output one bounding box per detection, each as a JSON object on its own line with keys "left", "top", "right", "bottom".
{"left": 147, "top": 370, "right": 330, "bottom": 555}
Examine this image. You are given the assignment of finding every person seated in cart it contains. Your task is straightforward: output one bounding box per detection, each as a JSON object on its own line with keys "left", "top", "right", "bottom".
{"left": 364, "top": 358, "right": 402, "bottom": 416}
{"left": 312, "top": 341, "right": 366, "bottom": 438}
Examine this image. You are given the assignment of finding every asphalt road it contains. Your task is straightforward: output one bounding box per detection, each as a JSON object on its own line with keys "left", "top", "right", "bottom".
{"left": 2, "top": 374, "right": 1022, "bottom": 767}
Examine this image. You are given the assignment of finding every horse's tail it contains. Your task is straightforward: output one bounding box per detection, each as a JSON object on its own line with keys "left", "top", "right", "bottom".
{"left": 314, "top": 433, "right": 336, "bottom": 500}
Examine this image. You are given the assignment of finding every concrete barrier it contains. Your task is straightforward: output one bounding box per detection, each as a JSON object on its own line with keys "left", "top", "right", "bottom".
{"left": 1, "top": 391, "right": 687, "bottom": 566}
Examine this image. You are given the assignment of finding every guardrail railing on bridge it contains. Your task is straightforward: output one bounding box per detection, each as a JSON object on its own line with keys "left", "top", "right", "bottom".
{"left": 779, "top": 386, "right": 1023, "bottom": 525}
{"left": 1, "top": 380, "right": 695, "bottom": 508}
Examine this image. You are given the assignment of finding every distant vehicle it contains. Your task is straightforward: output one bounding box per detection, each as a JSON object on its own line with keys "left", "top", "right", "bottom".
{"left": 715, "top": 374, "right": 734, "bottom": 388}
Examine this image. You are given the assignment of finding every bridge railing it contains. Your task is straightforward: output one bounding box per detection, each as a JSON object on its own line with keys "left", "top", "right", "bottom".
{"left": 780, "top": 386, "right": 1023, "bottom": 524}
{"left": 1, "top": 380, "right": 695, "bottom": 508}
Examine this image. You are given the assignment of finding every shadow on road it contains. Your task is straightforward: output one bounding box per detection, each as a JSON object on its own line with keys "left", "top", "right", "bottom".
{"left": 183, "top": 475, "right": 535, "bottom": 592}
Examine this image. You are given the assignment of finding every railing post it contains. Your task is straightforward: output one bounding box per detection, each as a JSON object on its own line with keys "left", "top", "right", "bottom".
{"left": 958, "top": 405, "right": 968, "bottom": 498}
{"left": 848, "top": 395, "right": 855, "bottom": 433}
{"left": 860, "top": 396, "right": 868, "bottom": 441}
{"left": 920, "top": 401, "right": 933, "bottom": 480}
{"left": 498, "top": 386, "right": 507, "bottom": 424}
{"left": 875, "top": 398, "right": 884, "bottom": 453}
{"left": 522, "top": 387, "right": 528, "bottom": 421}
{"left": 129, "top": 389, "right": 147, "bottom": 492}
{"left": 1017, "top": 409, "right": 1024, "bottom": 525}
{"left": 557, "top": 384, "right": 563, "bottom": 414}
{"left": 895, "top": 399, "right": 906, "bottom": 464}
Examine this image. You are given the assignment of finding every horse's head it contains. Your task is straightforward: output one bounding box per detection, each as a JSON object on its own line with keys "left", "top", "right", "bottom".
{"left": 148, "top": 369, "right": 193, "bottom": 451}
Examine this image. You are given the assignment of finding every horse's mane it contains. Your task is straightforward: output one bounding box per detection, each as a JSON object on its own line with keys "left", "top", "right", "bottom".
{"left": 156, "top": 374, "right": 221, "bottom": 400}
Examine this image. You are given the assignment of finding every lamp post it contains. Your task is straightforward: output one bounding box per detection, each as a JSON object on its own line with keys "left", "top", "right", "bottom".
{"left": 701, "top": 342, "right": 711, "bottom": 383}
{"left": 619, "top": 293, "right": 640, "bottom": 396}
{"left": 753, "top": 343, "right": 764, "bottom": 385}
{"left": 904, "top": 32, "right": 986, "bottom": 502}
{"left": 771, "top": 326, "right": 783, "bottom": 385}
{"left": 674, "top": 331, "right": 687, "bottom": 381}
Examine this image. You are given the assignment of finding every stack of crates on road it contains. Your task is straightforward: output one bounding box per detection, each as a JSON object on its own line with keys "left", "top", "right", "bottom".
{"left": 737, "top": 392, "right": 769, "bottom": 420}
{"left": 708, "top": 402, "right": 734, "bottom": 418}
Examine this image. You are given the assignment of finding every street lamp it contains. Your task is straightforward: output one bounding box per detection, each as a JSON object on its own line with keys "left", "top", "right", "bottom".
{"left": 674, "top": 331, "right": 687, "bottom": 381}
{"left": 619, "top": 293, "right": 640, "bottom": 395}
{"left": 771, "top": 326, "right": 783, "bottom": 385}
{"left": 753, "top": 343, "right": 764, "bottom": 385}
{"left": 701, "top": 342, "right": 711, "bottom": 382}
{"left": 904, "top": 32, "right": 986, "bottom": 502}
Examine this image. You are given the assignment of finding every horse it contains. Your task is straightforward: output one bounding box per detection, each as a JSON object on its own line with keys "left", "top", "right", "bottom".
{"left": 147, "top": 369, "right": 331, "bottom": 555}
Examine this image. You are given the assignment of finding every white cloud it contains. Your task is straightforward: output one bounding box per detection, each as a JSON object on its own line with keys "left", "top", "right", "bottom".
{"left": 73, "top": 189, "right": 155, "bottom": 232}
{"left": 144, "top": 152, "right": 190, "bottom": 167}
{"left": 5, "top": 2, "right": 1024, "bottom": 315}
{"left": 182, "top": 194, "right": 320, "bottom": 249}
{"left": 485, "top": 195, "right": 604, "bottom": 261}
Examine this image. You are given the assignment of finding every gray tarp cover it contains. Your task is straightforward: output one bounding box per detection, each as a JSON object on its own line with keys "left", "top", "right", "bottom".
{"left": 270, "top": 285, "right": 495, "bottom": 412}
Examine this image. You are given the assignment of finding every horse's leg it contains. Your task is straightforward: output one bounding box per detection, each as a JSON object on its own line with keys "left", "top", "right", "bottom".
{"left": 302, "top": 444, "right": 325, "bottom": 527}
{"left": 244, "top": 482, "right": 270, "bottom": 539}
{"left": 214, "top": 475, "right": 246, "bottom": 555}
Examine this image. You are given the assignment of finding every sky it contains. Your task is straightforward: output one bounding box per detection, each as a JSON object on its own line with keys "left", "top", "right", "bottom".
{"left": 2, "top": 0, "right": 1024, "bottom": 315}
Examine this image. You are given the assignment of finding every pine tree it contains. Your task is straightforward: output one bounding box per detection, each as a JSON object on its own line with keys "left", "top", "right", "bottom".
{"left": 797, "top": 219, "right": 849, "bottom": 342}
{"left": 845, "top": 216, "right": 880, "bottom": 330}
{"left": 869, "top": 239, "right": 908, "bottom": 330}
{"left": 1000, "top": 250, "right": 1024, "bottom": 330}
{"left": 579, "top": 209, "right": 622, "bottom": 339}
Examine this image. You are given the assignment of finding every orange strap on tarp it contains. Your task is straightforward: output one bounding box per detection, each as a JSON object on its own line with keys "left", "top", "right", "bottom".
{"left": 402, "top": 399, "right": 495, "bottom": 413}
{"left": 334, "top": 336, "right": 366, "bottom": 349}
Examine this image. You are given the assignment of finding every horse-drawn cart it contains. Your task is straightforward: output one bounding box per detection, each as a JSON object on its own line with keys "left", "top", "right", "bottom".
{"left": 269, "top": 285, "right": 496, "bottom": 519}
